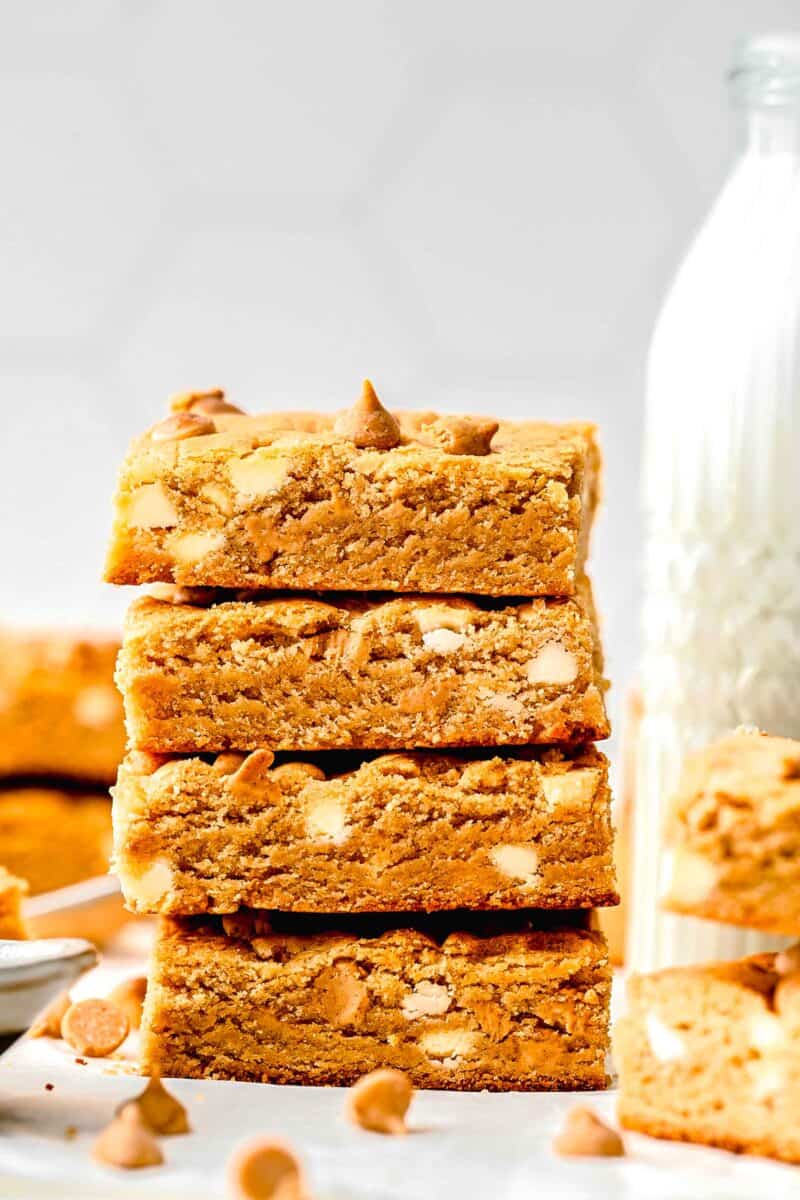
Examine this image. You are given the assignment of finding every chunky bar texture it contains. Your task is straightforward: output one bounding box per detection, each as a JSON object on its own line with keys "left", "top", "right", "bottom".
{"left": 104, "top": 408, "right": 600, "bottom": 597}
{"left": 117, "top": 585, "right": 608, "bottom": 752}
{"left": 0, "top": 867, "right": 27, "bottom": 938}
{"left": 112, "top": 746, "right": 617, "bottom": 915}
{"left": 0, "top": 789, "right": 112, "bottom": 895}
{"left": 616, "top": 952, "right": 800, "bottom": 1163}
{"left": 0, "top": 631, "right": 124, "bottom": 784}
{"left": 662, "top": 728, "right": 800, "bottom": 935}
{"left": 141, "top": 912, "right": 610, "bottom": 1090}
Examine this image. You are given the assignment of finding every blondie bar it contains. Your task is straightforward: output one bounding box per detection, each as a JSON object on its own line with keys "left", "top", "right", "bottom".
{"left": 662, "top": 728, "right": 800, "bottom": 935}
{"left": 0, "top": 789, "right": 112, "bottom": 895}
{"left": 0, "top": 867, "right": 27, "bottom": 938}
{"left": 616, "top": 950, "right": 800, "bottom": 1162}
{"left": 141, "top": 912, "right": 610, "bottom": 1090}
{"left": 0, "top": 630, "right": 124, "bottom": 783}
{"left": 116, "top": 585, "right": 608, "bottom": 752}
{"left": 112, "top": 746, "right": 617, "bottom": 915}
{"left": 104, "top": 387, "right": 600, "bottom": 597}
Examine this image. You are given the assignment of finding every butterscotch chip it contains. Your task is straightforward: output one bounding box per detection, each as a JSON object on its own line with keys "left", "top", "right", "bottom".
{"left": 169, "top": 388, "right": 243, "bottom": 415}
{"left": 146, "top": 583, "right": 217, "bottom": 606}
{"left": 552, "top": 1106, "right": 625, "bottom": 1157}
{"left": 61, "top": 998, "right": 129, "bottom": 1057}
{"left": 108, "top": 977, "right": 147, "bottom": 1031}
{"left": 419, "top": 415, "right": 498, "bottom": 455}
{"left": 150, "top": 412, "right": 216, "bottom": 441}
{"left": 227, "top": 1137, "right": 307, "bottom": 1200}
{"left": 92, "top": 1103, "right": 164, "bottom": 1170}
{"left": 345, "top": 1068, "right": 413, "bottom": 1135}
{"left": 775, "top": 943, "right": 800, "bottom": 977}
{"left": 122, "top": 1074, "right": 190, "bottom": 1135}
{"left": 29, "top": 990, "right": 71, "bottom": 1038}
{"left": 333, "top": 379, "right": 401, "bottom": 450}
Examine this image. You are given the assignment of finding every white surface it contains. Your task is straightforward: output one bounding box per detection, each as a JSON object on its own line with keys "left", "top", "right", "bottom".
{"left": 1, "top": 0, "right": 799, "bottom": 744}
{"left": 2, "top": 957, "right": 800, "bottom": 1198}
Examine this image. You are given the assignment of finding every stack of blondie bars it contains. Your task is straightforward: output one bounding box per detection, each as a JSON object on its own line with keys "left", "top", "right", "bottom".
{"left": 106, "top": 384, "right": 617, "bottom": 1090}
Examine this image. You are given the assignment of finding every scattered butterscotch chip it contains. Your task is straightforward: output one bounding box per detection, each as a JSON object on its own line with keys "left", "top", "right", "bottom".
{"left": 344, "top": 1067, "right": 413, "bottom": 1135}
{"left": 552, "top": 1106, "right": 625, "bottom": 1157}
{"left": 108, "top": 977, "right": 147, "bottom": 1031}
{"left": 169, "top": 388, "right": 242, "bottom": 415}
{"left": 150, "top": 411, "right": 216, "bottom": 442}
{"left": 122, "top": 1074, "right": 190, "bottom": 1135}
{"left": 29, "top": 990, "right": 71, "bottom": 1038}
{"left": 61, "top": 998, "right": 129, "bottom": 1058}
{"left": 333, "top": 379, "right": 401, "bottom": 450}
{"left": 227, "top": 1137, "right": 307, "bottom": 1200}
{"left": 92, "top": 1103, "right": 164, "bottom": 1170}
{"left": 775, "top": 943, "right": 800, "bottom": 977}
{"left": 421, "top": 415, "right": 498, "bottom": 455}
{"left": 64, "top": 1125, "right": 77, "bottom": 1140}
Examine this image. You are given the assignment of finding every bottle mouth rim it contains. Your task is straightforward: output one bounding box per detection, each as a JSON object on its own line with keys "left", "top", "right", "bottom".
{"left": 729, "top": 33, "right": 800, "bottom": 104}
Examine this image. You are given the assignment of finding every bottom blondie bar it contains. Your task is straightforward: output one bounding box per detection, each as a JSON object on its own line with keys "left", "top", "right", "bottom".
{"left": 0, "top": 789, "right": 112, "bottom": 894}
{"left": 616, "top": 952, "right": 800, "bottom": 1162}
{"left": 0, "top": 867, "right": 27, "bottom": 938}
{"left": 142, "top": 912, "right": 610, "bottom": 1091}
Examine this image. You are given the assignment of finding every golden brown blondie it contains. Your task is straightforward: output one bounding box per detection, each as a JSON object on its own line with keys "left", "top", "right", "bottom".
{"left": 0, "top": 789, "right": 112, "bottom": 895}
{"left": 0, "top": 630, "right": 124, "bottom": 784}
{"left": 116, "top": 584, "right": 608, "bottom": 752}
{"left": 141, "top": 912, "right": 610, "bottom": 1090}
{"left": 616, "top": 950, "right": 800, "bottom": 1162}
{"left": 662, "top": 728, "right": 800, "bottom": 935}
{"left": 104, "top": 387, "right": 600, "bottom": 597}
{"left": 112, "top": 745, "right": 617, "bottom": 915}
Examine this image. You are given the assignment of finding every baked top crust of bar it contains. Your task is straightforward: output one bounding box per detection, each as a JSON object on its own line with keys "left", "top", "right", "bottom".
{"left": 0, "top": 789, "right": 112, "bottom": 896}
{"left": 616, "top": 950, "right": 800, "bottom": 1162}
{"left": 0, "top": 630, "right": 124, "bottom": 783}
{"left": 141, "top": 913, "right": 610, "bottom": 1091}
{"left": 116, "top": 583, "right": 609, "bottom": 752}
{"left": 662, "top": 727, "right": 800, "bottom": 935}
{"left": 104, "top": 399, "right": 600, "bottom": 597}
{"left": 112, "top": 745, "right": 618, "bottom": 914}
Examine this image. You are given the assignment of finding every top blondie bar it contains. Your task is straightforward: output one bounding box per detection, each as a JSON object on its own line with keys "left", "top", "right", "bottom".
{"left": 104, "top": 384, "right": 600, "bottom": 596}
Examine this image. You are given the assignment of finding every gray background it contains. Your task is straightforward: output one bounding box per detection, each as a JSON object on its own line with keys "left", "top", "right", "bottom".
{"left": 1, "top": 0, "right": 797, "bottom": 737}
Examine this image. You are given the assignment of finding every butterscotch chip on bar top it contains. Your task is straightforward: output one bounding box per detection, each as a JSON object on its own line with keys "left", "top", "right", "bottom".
{"left": 345, "top": 1068, "right": 414, "bottom": 1134}
{"left": 662, "top": 728, "right": 800, "bottom": 935}
{"left": 139, "top": 914, "right": 610, "bottom": 1091}
{"left": 61, "top": 998, "right": 129, "bottom": 1057}
{"left": 115, "top": 583, "right": 608, "bottom": 753}
{"left": 228, "top": 1137, "right": 308, "bottom": 1200}
{"left": 0, "top": 629, "right": 123, "bottom": 783}
{"left": 104, "top": 392, "right": 600, "bottom": 597}
{"left": 112, "top": 745, "right": 617, "bottom": 916}
{"left": 92, "top": 1103, "right": 164, "bottom": 1170}
{"left": 616, "top": 951, "right": 800, "bottom": 1162}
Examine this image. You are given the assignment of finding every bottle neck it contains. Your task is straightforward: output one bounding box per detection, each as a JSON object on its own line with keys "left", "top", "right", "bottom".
{"left": 730, "top": 35, "right": 800, "bottom": 156}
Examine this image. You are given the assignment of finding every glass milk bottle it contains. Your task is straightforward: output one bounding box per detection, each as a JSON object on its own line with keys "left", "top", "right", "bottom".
{"left": 630, "top": 34, "right": 800, "bottom": 971}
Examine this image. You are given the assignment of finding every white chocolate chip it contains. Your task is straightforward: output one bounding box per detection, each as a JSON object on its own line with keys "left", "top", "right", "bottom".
{"left": 128, "top": 859, "right": 174, "bottom": 906}
{"left": 199, "top": 482, "right": 233, "bottom": 516}
{"left": 168, "top": 531, "right": 225, "bottom": 565}
{"left": 401, "top": 982, "right": 452, "bottom": 1019}
{"left": 305, "top": 795, "right": 347, "bottom": 842}
{"left": 414, "top": 604, "right": 475, "bottom": 634}
{"left": 229, "top": 452, "right": 290, "bottom": 497}
{"left": 490, "top": 844, "right": 540, "bottom": 883}
{"left": 419, "top": 1028, "right": 477, "bottom": 1061}
{"left": 73, "top": 685, "right": 119, "bottom": 729}
{"left": 526, "top": 642, "right": 578, "bottom": 685}
{"left": 751, "top": 1061, "right": 785, "bottom": 1101}
{"left": 749, "top": 1013, "right": 785, "bottom": 1052}
{"left": 661, "top": 849, "right": 718, "bottom": 905}
{"left": 127, "top": 482, "right": 179, "bottom": 529}
{"left": 645, "top": 1012, "right": 686, "bottom": 1063}
{"left": 541, "top": 770, "right": 596, "bottom": 809}
{"left": 421, "top": 628, "right": 466, "bottom": 655}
